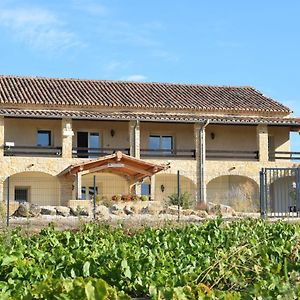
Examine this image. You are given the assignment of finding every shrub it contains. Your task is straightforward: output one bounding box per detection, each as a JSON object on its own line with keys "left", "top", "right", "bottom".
{"left": 112, "top": 194, "right": 122, "bottom": 201}
{"left": 140, "top": 195, "right": 149, "bottom": 202}
{"left": 168, "top": 192, "right": 192, "bottom": 209}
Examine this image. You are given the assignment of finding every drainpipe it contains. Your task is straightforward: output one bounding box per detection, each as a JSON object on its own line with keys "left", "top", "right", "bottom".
{"left": 133, "top": 119, "right": 139, "bottom": 157}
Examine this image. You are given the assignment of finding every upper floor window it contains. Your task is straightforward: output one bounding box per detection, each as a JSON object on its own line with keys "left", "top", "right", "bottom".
{"left": 37, "top": 130, "right": 51, "bottom": 147}
{"left": 149, "top": 135, "right": 173, "bottom": 153}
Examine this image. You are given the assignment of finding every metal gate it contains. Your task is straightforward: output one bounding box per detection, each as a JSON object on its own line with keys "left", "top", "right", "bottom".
{"left": 260, "top": 168, "right": 300, "bottom": 218}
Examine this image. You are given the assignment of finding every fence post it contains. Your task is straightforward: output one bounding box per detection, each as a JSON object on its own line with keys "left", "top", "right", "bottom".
{"left": 177, "top": 170, "right": 180, "bottom": 222}
{"left": 259, "top": 169, "right": 266, "bottom": 219}
{"left": 296, "top": 169, "right": 300, "bottom": 217}
{"left": 93, "top": 175, "right": 96, "bottom": 220}
{"left": 6, "top": 177, "right": 9, "bottom": 227}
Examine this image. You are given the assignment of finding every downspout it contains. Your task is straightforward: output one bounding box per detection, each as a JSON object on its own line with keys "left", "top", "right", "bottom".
{"left": 133, "top": 119, "right": 139, "bottom": 157}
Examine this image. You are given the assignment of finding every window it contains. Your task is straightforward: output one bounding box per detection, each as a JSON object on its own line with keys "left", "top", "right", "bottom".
{"left": 15, "top": 187, "right": 29, "bottom": 202}
{"left": 141, "top": 183, "right": 151, "bottom": 196}
{"left": 37, "top": 130, "right": 51, "bottom": 147}
{"left": 80, "top": 186, "right": 98, "bottom": 200}
{"left": 88, "top": 186, "right": 98, "bottom": 200}
{"left": 149, "top": 135, "right": 173, "bottom": 154}
{"left": 77, "top": 132, "right": 101, "bottom": 158}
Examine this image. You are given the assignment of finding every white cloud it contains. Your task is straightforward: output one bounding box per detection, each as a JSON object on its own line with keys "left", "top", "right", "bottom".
{"left": 0, "top": 7, "right": 83, "bottom": 52}
{"left": 122, "top": 74, "right": 147, "bottom": 82}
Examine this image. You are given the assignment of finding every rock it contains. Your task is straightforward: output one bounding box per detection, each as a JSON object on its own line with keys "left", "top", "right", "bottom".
{"left": 30, "top": 204, "right": 41, "bottom": 217}
{"left": 193, "top": 210, "right": 208, "bottom": 218}
{"left": 141, "top": 205, "right": 161, "bottom": 215}
{"left": 181, "top": 209, "right": 194, "bottom": 216}
{"left": 69, "top": 206, "right": 89, "bottom": 217}
{"left": 95, "top": 205, "right": 110, "bottom": 218}
{"left": 40, "top": 206, "right": 56, "bottom": 215}
{"left": 166, "top": 206, "right": 180, "bottom": 215}
{"left": 207, "top": 202, "right": 235, "bottom": 216}
{"left": 79, "top": 207, "right": 89, "bottom": 216}
{"left": 110, "top": 204, "right": 123, "bottom": 215}
{"left": 14, "top": 203, "right": 41, "bottom": 217}
{"left": 14, "top": 203, "right": 30, "bottom": 217}
{"left": 55, "top": 206, "right": 70, "bottom": 217}
{"left": 124, "top": 205, "right": 134, "bottom": 215}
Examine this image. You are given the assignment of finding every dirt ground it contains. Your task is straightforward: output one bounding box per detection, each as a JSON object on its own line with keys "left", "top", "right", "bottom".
{"left": 0, "top": 212, "right": 265, "bottom": 234}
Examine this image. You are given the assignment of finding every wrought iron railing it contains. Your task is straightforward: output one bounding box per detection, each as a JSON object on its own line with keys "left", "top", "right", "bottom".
{"left": 72, "top": 147, "right": 130, "bottom": 158}
{"left": 4, "top": 145, "right": 62, "bottom": 157}
{"left": 269, "top": 151, "right": 300, "bottom": 161}
{"left": 140, "top": 149, "right": 196, "bottom": 158}
{"left": 206, "top": 150, "right": 259, "bottom": 160}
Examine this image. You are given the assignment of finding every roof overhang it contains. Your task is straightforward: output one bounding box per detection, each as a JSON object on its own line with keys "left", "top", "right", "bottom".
{"left": 61, "top": 151, "right": 166, "bottom": 182}
{"left": 1, "top": 108, "right": 300, "bottom": 127}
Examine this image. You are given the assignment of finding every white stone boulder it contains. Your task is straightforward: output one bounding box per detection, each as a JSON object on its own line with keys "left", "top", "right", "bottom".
{"left": 40, "top": 206, "right": 57, "bottom": 216}
{"left": 55, "top": 206, "right": 71, "bottom": 217}
{"left": 14, "top": 203, "right": 41, "bottom": 217}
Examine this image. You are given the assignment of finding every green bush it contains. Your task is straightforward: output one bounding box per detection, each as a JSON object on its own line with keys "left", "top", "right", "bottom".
{"left": 140, "top": 195, "right": 149, "bottom": 202}
{"left": 168, "top": 192, "right": 192, "bottom": 209}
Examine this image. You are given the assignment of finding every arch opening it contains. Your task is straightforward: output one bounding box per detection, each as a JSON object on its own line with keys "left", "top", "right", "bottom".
{"left": 207, "top": 175, "right": 259, "bottom": 212}
{"left": 154, "top": 173, "right": 196, "bottom": 206}
{"left": 3, "top": 171, "right": 60, "bottom": 207}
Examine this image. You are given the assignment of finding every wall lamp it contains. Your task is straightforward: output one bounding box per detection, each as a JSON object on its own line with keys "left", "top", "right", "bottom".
{"left": 160, "top": 184, "right": 165, "bottom": 192}
{"left": 110, "top": 129, "right": 115, "bottom": 137}
{"left": 210, "top": 132, "right": 215, "bottom": 140}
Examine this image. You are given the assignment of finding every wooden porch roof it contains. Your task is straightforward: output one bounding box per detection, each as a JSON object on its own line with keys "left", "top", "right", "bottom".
{"left": 62, "top": 151, "right": 165, "bottom": 181}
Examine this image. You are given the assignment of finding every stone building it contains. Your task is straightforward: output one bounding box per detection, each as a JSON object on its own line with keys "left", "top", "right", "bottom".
{"left": 0, "top": 75, "right": 299, "bottom": 212}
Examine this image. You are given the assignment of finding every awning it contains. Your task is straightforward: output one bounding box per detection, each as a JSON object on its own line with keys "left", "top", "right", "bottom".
{"left": 62, "top": 151, "right": 166, "bottom": 182}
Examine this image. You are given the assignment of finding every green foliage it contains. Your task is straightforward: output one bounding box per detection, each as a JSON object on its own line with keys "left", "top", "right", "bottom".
{"left": 140, "top": 195, "right": 149, "bottom": 202}
{"left": 0, "top": 219, "right": 300, "bottom": 299}
{"left": 168, "top": 192, "right": 192, "bottom": 209}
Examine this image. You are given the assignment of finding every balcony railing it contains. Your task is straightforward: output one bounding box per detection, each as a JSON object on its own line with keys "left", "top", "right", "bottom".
{"left": 140, "top": 149, "right": 196, "bottom": 158}
{"left": 4, "top": 145, "right": 62, "bottom": 157}
{"left": 72, "top": 147, "right": 130, "bottom": 158}
{"left": 206, "top": 150, "right": 259, "bottom": 160}
{"left": 269, "top": 151, "right": 300, "bottom": 161}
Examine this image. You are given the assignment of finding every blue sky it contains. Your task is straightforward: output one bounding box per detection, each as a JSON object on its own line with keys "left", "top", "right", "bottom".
{"left": 0, "top": 0, "right": 299, "bottom": 148}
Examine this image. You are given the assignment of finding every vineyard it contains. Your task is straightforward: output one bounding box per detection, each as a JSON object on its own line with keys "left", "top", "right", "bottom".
{"left": 0, "top": 219, "right": 300, "bottom": 299}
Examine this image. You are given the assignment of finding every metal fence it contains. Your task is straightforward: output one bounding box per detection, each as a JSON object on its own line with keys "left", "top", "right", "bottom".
{"left": 260, "top": 168, "right": 300, "bottom": 218}
{"left": 0, "top": 167, "right": 272, "bottom": 230}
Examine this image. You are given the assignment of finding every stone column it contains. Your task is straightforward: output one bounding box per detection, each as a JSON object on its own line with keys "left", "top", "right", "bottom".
{"left": 129, "top": 120, "right": 140, "bottom": 158}
{"left": 194, "top": 123, "right": 207, "bottom": 203}
{"left": 0, "top": 116, "right": 4, "bottom": 157}
{"left": 257, "top": 125, "right": 269, "bottom": 162}
{"left": 61, "top": 118, "right": 73, "bottom": 159}
{"left": 76, "top": 173, "right": 82, "bottom": 200}
{"left": 150, "top": 175, "right": 156, "bottom": 201}
{"left": 60, "top": 177, "right": 74, "bottom": 206}
{"left": 129, "top": 120, "right": 141, "bottom": 195}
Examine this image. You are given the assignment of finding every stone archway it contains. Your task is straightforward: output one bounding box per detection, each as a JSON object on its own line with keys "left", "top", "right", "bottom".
{"left": 3, "top": 171, "right": 60, "bottom": 206}
{"left": 207, "top": 175, "right": 259, "bottom": 212}
{"left": 154, "top": 173, "right": 197, "bottom": 204}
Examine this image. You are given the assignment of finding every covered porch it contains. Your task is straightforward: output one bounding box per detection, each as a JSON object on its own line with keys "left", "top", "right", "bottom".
{"left": 62, "top": 151, "right": 166, "bottom": 202}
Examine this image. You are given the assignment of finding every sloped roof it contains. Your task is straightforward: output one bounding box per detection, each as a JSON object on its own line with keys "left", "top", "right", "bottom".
{"left": 0, "top": 75, "right": 290, "bottom": 113}
{"left": 63, "top": 151, "right": 165, "bottom": 182}
{"left": 1, "top": 108, "right": 300, "bottom": 127}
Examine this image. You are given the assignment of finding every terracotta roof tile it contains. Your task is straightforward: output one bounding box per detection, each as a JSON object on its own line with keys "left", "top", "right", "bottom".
{"left": 0, "top": 75, "right": 290, "bottom": 113}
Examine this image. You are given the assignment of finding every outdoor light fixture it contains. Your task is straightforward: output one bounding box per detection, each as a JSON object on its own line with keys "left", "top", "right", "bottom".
{"left": 110, "top": 129, "right": 115, "bottom": 137}
{"left": 63, "top": 123, "right": 74, "bottom": 137}
{"left": 210, "top": 132, "right": 215, "bottom": 140}
{"left": 160, "top": 184, "right": 165, "bottom": 192}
